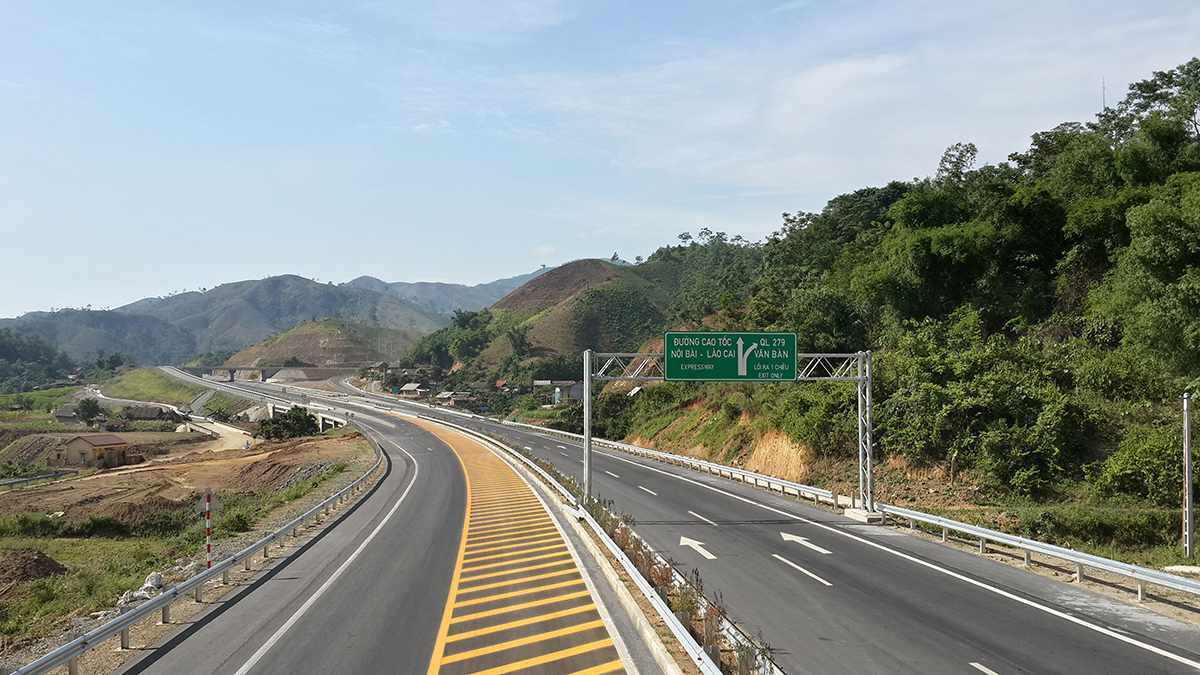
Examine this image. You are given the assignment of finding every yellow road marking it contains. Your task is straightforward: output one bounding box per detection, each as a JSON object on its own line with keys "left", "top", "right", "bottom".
{"left": 453, "top": 578, "right": 585, "bottom": 608}
{"left": 456, "top": 568, "right": 580, "bottom": 594}
{"left": 441, "top": 619, "right": 605, "bottom": 663}
{"left": 466, "top": 639, "right": 616, "bottom": 675}
{"left": 414, "top": 417, "right": 624, "bottom": 675}
{"left": 446, "top": 604, "right": 597, "bottom": 642}
{"left": 458, "top": 559, "right": 578, "bottom": 585}
{"left": 461, "top": 542, "right": 567, "bottom": 566}
{"left": 448, "top": 590, "right": 593, "bottom": 625}
{"left": 459, "top": 551, "right": 573, "bottom": 576}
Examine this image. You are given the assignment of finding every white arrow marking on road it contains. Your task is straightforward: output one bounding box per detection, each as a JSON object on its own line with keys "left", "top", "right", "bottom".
{"left": 781, "top": 531, "right": 832, "bottom": 554}
{"left": 680, "top": 536, "right": 717, "bottom": 560}
{"left": 772, "top": 554, "right": 832, "bottom": 586}
{"left": 688, "top": 510, "right": 718, "bottom": 527}
{"left": 970, "top": 663, "right": 1000, "bottom": 675}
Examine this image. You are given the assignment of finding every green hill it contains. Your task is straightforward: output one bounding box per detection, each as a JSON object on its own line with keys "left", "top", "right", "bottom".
{"left": 227, "top": 319, "right": 423, "bottom": 367}
{"left": 9, "top": 275, "right": 447, "bottom": 365}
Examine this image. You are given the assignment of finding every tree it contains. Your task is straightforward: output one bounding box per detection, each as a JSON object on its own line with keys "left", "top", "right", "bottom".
{"left": 76, "top": 398, "right": 107, "bottom": 426}
{"left": 610, "top": 252, "right": 620, "bottom": 263}
{"left": 254, "top": 407, "right": 320, "bottom": 440}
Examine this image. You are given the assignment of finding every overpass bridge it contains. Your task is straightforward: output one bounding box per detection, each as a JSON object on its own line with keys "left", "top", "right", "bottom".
{"left": 177, "top": 365, "right": 361, "bottom": 383}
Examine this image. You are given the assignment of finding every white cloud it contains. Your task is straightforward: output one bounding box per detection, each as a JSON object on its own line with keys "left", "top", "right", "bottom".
{"left": 534, "top": 245, "right": 555, "bottom": 255}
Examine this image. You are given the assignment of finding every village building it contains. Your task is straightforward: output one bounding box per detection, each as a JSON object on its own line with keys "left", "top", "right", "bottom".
{"left": 57, "top": 434, "right": 130, "bottom": 468}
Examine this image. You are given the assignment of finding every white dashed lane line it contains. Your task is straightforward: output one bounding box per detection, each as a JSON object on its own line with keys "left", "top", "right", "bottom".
{"left": 772, "top": 554, "right": 832, "bottom": 587}
{"left": 688, "top": 510, "right": 718, "bottom": 527}
{"left": 605, "top": 471, "right": 620, "bottom": 479}
{"left": 638, "top": 486, "right": 658, "bottom": 496}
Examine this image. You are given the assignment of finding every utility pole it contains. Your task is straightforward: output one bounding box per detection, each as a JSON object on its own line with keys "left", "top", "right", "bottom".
{"left": 582, "top": 350, "right": 592, "bottom": 508}
{"left": 1186, "top": 392, "right": 1194, "bottom": 558}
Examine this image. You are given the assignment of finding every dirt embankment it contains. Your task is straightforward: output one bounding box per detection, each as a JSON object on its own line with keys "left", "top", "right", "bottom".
{"left": 0, "top": 433, "right": 365, "bottom": 525}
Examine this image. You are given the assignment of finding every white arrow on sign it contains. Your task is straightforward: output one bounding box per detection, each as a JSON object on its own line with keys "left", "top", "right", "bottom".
{"left": 781, "top": 531, "right": 831, "bottom": 554}
{"left": 736, "top": 338, "right": 758, "bottom": 377}
{"left": 680, "top": 536, "right": 717, "bottom": 560}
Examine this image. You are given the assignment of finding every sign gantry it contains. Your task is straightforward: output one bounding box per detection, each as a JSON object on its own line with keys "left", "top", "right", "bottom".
{"left": 583, "top": 333, "right": 875, "bottom": 512}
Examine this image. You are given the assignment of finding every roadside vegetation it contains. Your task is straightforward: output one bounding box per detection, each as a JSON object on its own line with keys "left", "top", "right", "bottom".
{"left": 400, "top": 59, "right": 1200, "bottom": 562}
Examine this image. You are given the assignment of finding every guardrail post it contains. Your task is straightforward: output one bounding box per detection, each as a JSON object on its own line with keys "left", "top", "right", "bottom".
{"left": 222, "top": 569, "right": 230, "bottom": 585}
{"left": 1076, "top": 563, "right": 1085, "bottom": 583}
{"left": 908, "top": 518, "right": 915, "bottom": 530}
{"left": 979, "top": 537, "right": 987, "bottom": 554}
{"left": 68, "top": 656, "right": 79, "bottom": 675}
{"left": 1023, "top": 549, "right": 1031, "bottom": 566}
{"left": 942, "top": 527, "right": 947, "bottom": 542}
{"left": 194, "top": 584, "right": 203, "bottom": 603}
{"left": 1138, "top": 581, "right": 1146, "bottom": 602}
{"left": 120, "top": 626, "right": 130, "bottom": 649}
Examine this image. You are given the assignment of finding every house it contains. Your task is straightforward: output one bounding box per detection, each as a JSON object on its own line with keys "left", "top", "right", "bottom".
{"left": 58, "top": 434, "right": 130, "bottom": 468}
{"left": 369, "top": 362, "right": 390, "bottom": 375}
{"left": 52, "top": 404, "right": 82, "bottom": 425}
{"left": 554, "top": 382, "right": 585, "bottom": 405}
{"left": 400, "top": 383, "right": 430, "bottom": 398}
{"left": 435, "top": 391, "right": 455, "bottom": 403}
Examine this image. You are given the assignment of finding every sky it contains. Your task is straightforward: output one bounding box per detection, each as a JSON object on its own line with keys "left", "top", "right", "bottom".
{"left": 1, "top": 1, "right": 1198, "bottom": 318}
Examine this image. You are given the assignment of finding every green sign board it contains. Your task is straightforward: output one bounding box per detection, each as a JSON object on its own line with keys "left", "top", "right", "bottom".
{"left": 664, "top": 332, "right": 797, "bottom": 382}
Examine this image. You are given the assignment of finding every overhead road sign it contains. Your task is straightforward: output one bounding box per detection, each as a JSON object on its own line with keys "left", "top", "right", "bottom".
{"left": 664, "top": 331, "right": 797, "bottom": 382}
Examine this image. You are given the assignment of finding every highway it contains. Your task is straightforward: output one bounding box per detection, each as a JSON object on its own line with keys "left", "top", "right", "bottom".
{"left": 322, "top": 383, "right": 1200, "bottom": 675}
{"left": 117, "top": 375, "right": 653, "bottom": 675}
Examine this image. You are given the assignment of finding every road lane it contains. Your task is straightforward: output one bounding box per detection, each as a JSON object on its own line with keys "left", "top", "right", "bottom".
{"left": 355, "top": 393, "right": 1200, "bottom": 675}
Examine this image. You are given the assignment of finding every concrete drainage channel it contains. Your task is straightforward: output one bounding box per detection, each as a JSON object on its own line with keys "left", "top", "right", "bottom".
{"left": 10, "top": 440, "right": 386, "bottom": 675}
{"left": 416, "top": 414, "right": 781, "bottom": 675}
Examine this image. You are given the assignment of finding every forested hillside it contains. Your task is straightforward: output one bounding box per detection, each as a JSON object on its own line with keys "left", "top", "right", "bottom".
{"left": 405, "top": 60, "right": 1200, "bottom": 528}
{"left": 0, "top": 329, "right": 74, "bottom": 394}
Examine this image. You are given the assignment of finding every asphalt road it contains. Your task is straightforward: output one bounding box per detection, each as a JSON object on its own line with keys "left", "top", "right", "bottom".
{"left": 328, "top": 386, "right": 1200, "bottom": 675}
{"left": 114, "top": 411, "right": 467, "bottom": 675}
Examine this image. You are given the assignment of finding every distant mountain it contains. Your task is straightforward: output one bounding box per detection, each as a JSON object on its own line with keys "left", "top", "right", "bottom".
{"left": 346, "top": 268, "right": 552, "bottom": 314}
{"left": 226, "top": 319, "right": 422, "bottom": 367}
{"left": 7, "top": 275, "right": 449, "bottom": 365}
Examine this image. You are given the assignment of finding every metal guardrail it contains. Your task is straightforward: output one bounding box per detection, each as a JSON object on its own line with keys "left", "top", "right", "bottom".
{"left": 501, "top": 420, "right": 838, "bottom": 505}
{"left": 416, "top": 414, "right": 797, "bottom": 674}
{"left": 0, "top": 471, "right": 79, "bottom": 492}
{"left": 876, "top": 502, "right": 1200, "bottom": 601}
{"left": 501, "top": 420, "right": 1200, "bottom": 605}
{"left": 14, "top": 439, "right": 385, "bottom": 675}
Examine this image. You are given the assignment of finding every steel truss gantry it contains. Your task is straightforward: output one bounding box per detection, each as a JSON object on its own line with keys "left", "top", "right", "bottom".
{"left": 582, "top": 350, "right": 875, "bottom": 511}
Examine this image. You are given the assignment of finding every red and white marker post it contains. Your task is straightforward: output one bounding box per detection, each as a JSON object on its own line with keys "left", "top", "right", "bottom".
{"left": 195, "top": 488, "right": 222, "bottom": 569}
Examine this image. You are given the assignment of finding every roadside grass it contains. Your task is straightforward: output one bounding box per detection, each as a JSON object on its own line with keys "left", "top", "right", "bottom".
{"left": 102, "top": 369, "right": 206, "bottom": 407}
{"left": 0, "top": 441, "right": 362, "bottom": 641}
{"left": 0, "top": 388, "right": 79, "bottom": 414}
{"left": 0, "top": 537, "right": 177, "bottom": 639}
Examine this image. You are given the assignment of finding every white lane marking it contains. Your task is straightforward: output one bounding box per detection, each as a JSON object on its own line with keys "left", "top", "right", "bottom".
{"left": 772, "top": 554, "right": 832, "bottom": 586}
{"left": 233, "top": 441, "right": 421, "bottom": 675}
{"left": 557, "top": 445, "right": 567, "bottom": 449}
{"left": 638, "top": 486, "right": 658, "bottom": 496}
{"left": 524, "top": 446, "right": 532, "bottom": 451}
{"left": 680, "top": 536, "right": 717, "bottom": 560}
{"left": 689, "top": 510, "right": 718, "bottom": 527}
{"left": 781, "top": 531, "right": 832, "bottom": 554}
{"left": 970, "top": 663, "right": 1000, "bottom": 675}
{"left": 605, "top": 470, "right": 620, "bottom": 478}
{"left": 560, "top": 452, "right": 571, "bottom": 458}
{"left": 600, "top": 450, "right": 1200, "bottom": 670}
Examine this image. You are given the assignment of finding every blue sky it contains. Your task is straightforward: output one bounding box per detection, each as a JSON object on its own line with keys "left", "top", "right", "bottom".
{"left": 2, "top": 1, "right": 1197, "bottom": 318}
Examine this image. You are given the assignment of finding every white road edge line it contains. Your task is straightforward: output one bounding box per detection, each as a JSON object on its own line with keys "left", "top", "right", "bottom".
{"left": 600, "top": 449, "right": 1200, "bottom": 670}
{"left": 688, "top": 510, "right": 718, "bottom": 527}
{"left": 970, "top": 662, "right": 1001, "bottom": 675}
{"left": 233, "top": 439, "right": 420, "bottom": 675}
{"left": 605, "top": 471, "right": 620, "bottom": 479}
{"left": 638, "top": 486, "right": 658, "bottom": 496}
{"left": 772, "top": 554, "right": 832, "bottom": 586}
